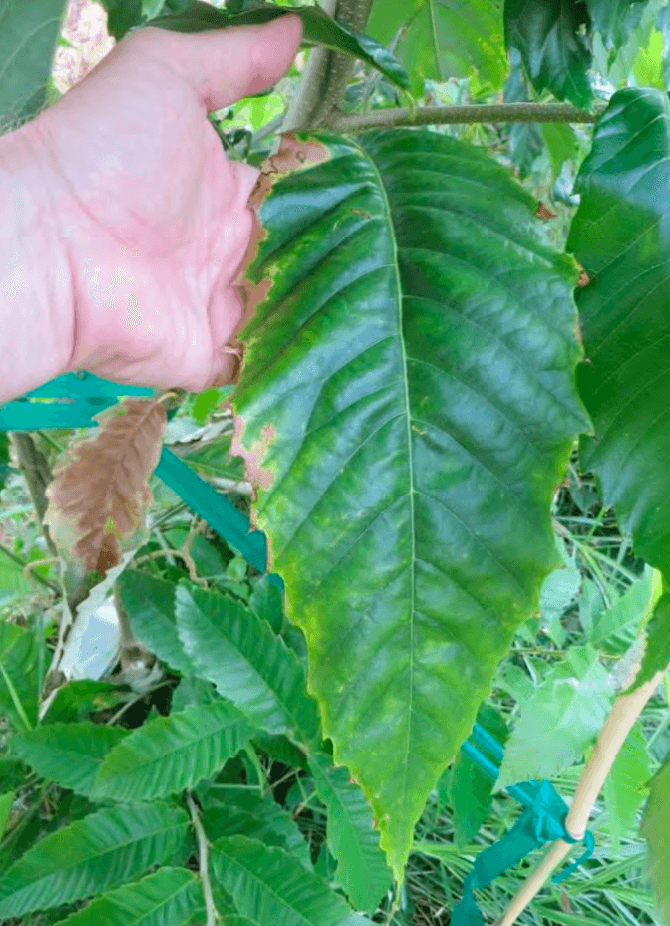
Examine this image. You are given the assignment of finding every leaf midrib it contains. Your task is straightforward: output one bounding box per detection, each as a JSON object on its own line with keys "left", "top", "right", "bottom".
{"left": 358, "top": 144, "right": 417, "bottom": 831}
{"left": 0, "top": 807, "right": 184, "bottom": 908}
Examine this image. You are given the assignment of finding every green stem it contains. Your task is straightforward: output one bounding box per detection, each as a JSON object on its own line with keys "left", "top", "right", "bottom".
{"left": 0, "top": 542, "right": 59, "bottom": 594}
{"left": 328, "top": 102, "right": 599, "bottom": 133}
{"left": 187, "top": 792, "right": 219, "bottom": 926}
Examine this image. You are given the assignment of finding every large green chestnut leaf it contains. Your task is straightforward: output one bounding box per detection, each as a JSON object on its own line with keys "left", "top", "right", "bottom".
{"left": 230, "top": 128, "right": 589, "bottom": 880}
{"left": 569, "top": 89, "right": 670, "bottom": 579}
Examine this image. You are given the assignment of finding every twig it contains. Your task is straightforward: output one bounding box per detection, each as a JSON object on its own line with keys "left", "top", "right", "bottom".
{"left": 104, "top": 679, "right": 174, "bottom": 726}
{"left": 494, "top": 668, "right": 666, "bottom": 926}
{"left": 0, "top": 543, "right": 60, "bottom": 594}
{"left": 251, "top": 112, "right": 285, "bottom": 145}
{"left": 203, "top": 476, "right": 252, "bottom": 496}
{"left": 282, "top": 0, "right": 337, "bottom": 132}
{"left": 329, "top": 102, "right": 599, "bottom": 133}
{"left": 132, "top": 547, "right": 209, "bottom": 587}
{"left": 187, "top": 792, "right": 219, "bottom": 926}
{"left": 9, "top": 432, "right": 58, "bottom": 558}
{"left": 282, "top": 0, "right": 373, "bottom": 132}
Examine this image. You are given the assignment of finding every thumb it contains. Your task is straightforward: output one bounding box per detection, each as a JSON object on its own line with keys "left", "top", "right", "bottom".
{"left": 146, "top": 14, "right": 303, "bottom": 113}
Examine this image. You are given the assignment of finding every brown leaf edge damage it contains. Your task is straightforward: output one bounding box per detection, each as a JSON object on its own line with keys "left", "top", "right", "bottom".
{"left": 227, "top": 134, "right": 331, "bottom": 558}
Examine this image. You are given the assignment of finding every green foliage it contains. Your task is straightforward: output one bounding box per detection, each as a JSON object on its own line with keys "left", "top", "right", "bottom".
{"left": 541, "top": 121, "right": 580, "bottom": 184}
{"left": 118, "top": 569, "right": 196, "bottom": 675}
{"left": 0, "top": 432, "right": 9, "bottom": 491}
{"left": 50, "top": 867, "right": 204, "bottom": 926}
{"left": 90, "top": 701, "right": 252, "bottom": 802}
{"left": 211, "top": 835, "right": 372, "bottom": 925}
{"left": 504, "top": 0, "right": 592, "bottom": 108}
{"left": 0, "top": 788, "right": 14, "bottom": 837}
{"left": 249, "top": 572, "right": 285, "bottom": 634}
{"left": 449, "top": 704, "right": 509, "bottom": 846}
{"left": 627, "top": 592, "right": 670, "bottom": 694}
{"left": 230, "top": 126, "right": 588, "bottom": 879}
{"left": 0, "top": 620, "right": 41, "bottom": 731}
{"left": 570, "top": 89, "right": 670, "bottom": 580}
{"left": 198, "top": 782, "right": 313, "bottom": 868}
{"left": 641, "top": 756, "right": 670, "bottom": 925}
{"left": 494, "top": 645, "right": 613, "bottom": 791}
{"left": 586, "top": 0, "right": 648, "bottom": 53}
{"left": 2, "top": 2, "right": 670, "bottom": 925}
{"left": 367, "top": 0, "right": 507, "bottom": 97}
{"left": 175, "top": 581, "right": 321, "bottom": 747}
{"left": 12, "top": 721, "right": 128, "bottom": 796}
{"left": 192, "top": 387, "right": 227, "bottom": 426}
{"left": 0, "top": 0, "right": 65, "bottom": 126}
{"left": 503, "top": 0, "right": 661, "bottom": 107}
{"left": 0, "top": 802, "right": 190, "bottom": 918}
{"left": 309, "top": 753, "right": 392, "bottom": 911}
{"left": 99, "top": 0, "right": 144, "bottom": 39}
{"left": 149, "top": 1, "right": 410, "bottom": 89}
{"left": 587, "top": 566, "right": 660, "bottom": 654}
{"left": 603, "top": 724, "right": 650, "bottom": 854}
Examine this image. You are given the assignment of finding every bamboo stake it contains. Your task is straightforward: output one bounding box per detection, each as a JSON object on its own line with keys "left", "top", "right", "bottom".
{"left": 494, "top": 668, "right": 665, "bottom": 926}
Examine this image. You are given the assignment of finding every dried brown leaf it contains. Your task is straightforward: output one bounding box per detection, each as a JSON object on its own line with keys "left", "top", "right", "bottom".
{"left": 44, "top": 398, "right": 166, "bottom": 576}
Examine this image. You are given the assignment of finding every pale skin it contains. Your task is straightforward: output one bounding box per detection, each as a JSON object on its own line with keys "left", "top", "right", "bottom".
{"left": 0, "top": 15, "right": 302, "bottom": 404}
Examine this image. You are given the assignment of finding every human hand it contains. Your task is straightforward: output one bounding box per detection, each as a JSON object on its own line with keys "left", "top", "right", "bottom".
{"left": 31, "top": 15, "right": 302, "bottom": 393}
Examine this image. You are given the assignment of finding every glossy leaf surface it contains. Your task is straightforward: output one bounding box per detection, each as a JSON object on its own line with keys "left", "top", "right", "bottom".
{"left": 230, "top": 128, "right": 588, "bottom": 877}
{"left": 586, "top": 0, "right": 647, "bottom": 52}
{"left": 504, "top": 0, "right": 592, "bottom": 108}
{"left": 569, "top": 89, "right": 670, "bottom": 579}
{"left": 0, "top": 802, "right": 189, "bottom": 918}
{"left": 99, "top": 0, "right": 144, "bottom": 40}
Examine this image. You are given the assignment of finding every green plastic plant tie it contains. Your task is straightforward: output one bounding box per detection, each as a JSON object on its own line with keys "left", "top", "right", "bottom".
{"left": 461, "top": 739, "right": 536, "bottom": 809}
{"left": 155, "top": 445, "right": 281, "bottom": 587}
{"left": 0, "top": 372, "right": 281, "bottom": 587}
{"left": 551, "top": 829, "right": 595, "bottom": 883}
{"left": 471, "top": 722, "right": 503, "bottom": 761}
{"left": 451, "top": 780, "right": 593, "bottom": 926}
